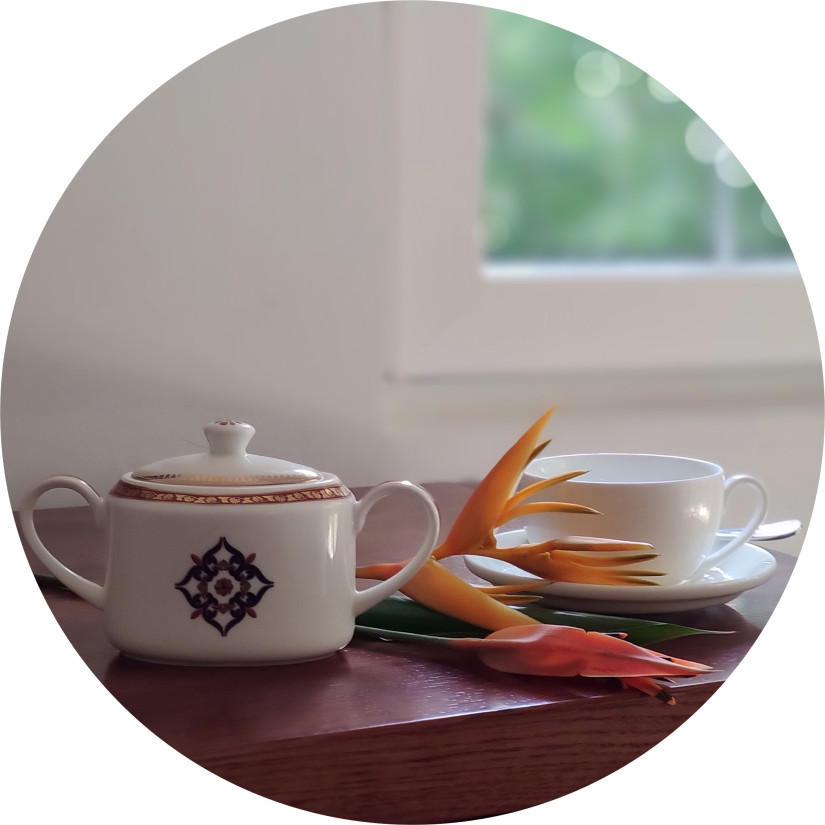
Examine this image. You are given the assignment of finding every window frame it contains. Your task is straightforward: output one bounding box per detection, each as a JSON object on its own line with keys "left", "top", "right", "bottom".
{"left": 385, "top": 2, "right": 814, "bottom": 383}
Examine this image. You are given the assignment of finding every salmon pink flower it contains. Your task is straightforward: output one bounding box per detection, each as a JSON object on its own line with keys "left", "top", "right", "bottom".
{"left": 356, "top": 624, "right": 712, "bottom": 705}
{"left": 450, "top": 624, "right": 711, "bottom": 703}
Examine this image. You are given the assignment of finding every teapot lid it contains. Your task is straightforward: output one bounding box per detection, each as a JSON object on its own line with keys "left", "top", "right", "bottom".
{"left": 131, "top": 421, "right": 325, "bottom": 487}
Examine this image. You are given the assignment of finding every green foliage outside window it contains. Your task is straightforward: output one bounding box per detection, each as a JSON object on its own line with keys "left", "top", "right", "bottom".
{"left": 483, "top": 10, "right": 791, "bottom": 263}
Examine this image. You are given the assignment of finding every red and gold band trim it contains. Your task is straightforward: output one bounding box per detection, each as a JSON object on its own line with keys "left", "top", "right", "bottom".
{"left": 111, "top": 479, "right": 350, "bottom": 505}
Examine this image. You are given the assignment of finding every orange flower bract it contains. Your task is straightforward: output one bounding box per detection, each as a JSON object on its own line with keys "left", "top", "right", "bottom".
{"left": 356, "top": 409, "right": 709, "bottom": 703}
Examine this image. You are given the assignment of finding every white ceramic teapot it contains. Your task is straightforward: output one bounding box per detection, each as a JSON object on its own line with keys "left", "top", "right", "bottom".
{"left": 21, "top": 420, "right": 440, "bottom": 665}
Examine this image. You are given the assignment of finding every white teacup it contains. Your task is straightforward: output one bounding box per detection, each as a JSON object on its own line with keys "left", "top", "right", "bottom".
{"left": 522, "top": 453, "right": 768, "bottom": 584}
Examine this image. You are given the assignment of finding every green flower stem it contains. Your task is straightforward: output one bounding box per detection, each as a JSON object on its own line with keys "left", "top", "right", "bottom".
{"left": 356, "top": 595, "right": 730, "bottom": 646}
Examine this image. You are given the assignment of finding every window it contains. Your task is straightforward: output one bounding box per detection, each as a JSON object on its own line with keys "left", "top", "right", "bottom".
{"left": 387, "top": 3, "right": 814, "bottom": 386}
{"left": 483, "top": 9, "right": 792, "bottom": 264}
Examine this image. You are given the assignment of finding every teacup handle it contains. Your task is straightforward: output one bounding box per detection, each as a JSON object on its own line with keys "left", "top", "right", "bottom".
{"left": 20, "top": 475, "right": 107, "bottom": 608}
{"left": 352, "top": 480, "right": 440, "bottom": 615}
{"left": 702, "top": 474, "right": 768, "bottom": 570}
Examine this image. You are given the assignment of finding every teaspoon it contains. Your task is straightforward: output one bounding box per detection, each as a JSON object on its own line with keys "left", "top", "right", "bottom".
{"left": 717, "top": 518, "right": 802, "bottom": 542}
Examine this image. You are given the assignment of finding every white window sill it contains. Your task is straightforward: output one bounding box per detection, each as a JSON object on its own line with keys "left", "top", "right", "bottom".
{"left": 485, "top": 259, "right": 800, "bottom": 282}
{"left": 383, "top": 361, "right": 822, "bottom": 430}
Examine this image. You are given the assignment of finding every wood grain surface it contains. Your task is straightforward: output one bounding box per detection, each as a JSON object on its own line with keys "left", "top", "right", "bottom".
{"left": 19, "top": 482, "right": 794, "bottom": 823}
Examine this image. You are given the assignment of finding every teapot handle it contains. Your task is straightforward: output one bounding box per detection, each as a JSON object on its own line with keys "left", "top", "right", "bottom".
{"left": 352, "top": 480, "right": 440, "bottom": 615}
{"left": 20, "top": 475, "right": 107, "bottom": 609}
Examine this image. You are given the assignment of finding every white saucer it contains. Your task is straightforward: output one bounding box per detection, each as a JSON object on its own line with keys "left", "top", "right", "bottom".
{"left": 464, "top": 528, "right": 777, "bottom": 614}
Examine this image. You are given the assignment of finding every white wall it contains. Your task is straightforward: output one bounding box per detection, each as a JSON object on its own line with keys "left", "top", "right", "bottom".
{"left": 2, "top": 3, "right": 822, "bottom": 558}
{"left": 3, "top": 5, "right": 397, "bottom": 496}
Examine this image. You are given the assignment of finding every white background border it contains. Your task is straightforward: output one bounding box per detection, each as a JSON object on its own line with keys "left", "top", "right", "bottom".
{"left": 2, "top": 2, "right": 821, "bottom": 822}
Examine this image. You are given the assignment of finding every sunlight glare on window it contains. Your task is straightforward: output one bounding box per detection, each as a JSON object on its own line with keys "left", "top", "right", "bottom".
{"left": 646, "top": 77, "right": 680, "bottom": 104}
{"left": 483, "top": 9, "right": 792, "bottom": 264}
{"left": 574, "top": 51, "right": 621, "bottom": 98}
{"left": 685, "top": 118, "right": 723, "bottom": 165}
{"left": 714, "top": 147, "right": 753, "bottom": 189}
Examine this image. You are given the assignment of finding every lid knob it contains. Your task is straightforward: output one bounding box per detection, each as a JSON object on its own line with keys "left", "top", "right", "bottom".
{"left": 129, "top": 420, "right": 327, "bottom": 487}
{"left": 204, "top": 420, "right": 255, "bottom": 456}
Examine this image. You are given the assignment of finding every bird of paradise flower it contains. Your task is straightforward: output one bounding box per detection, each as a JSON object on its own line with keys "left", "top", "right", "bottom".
{"left": 356, "top": 409, "right": 711, "bottom": 703}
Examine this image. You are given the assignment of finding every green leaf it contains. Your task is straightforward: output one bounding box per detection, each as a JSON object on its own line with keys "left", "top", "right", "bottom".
{"left": 357, "top": 596, "right": 493, "bottom": 637}
{"left": 356, "top": 595, "right": 729, "bottom": 646}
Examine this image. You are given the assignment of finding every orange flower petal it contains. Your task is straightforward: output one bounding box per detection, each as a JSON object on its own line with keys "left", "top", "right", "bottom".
{"left": 504, "top": 471, "right": 589, "bottom": 511}
{"left": 539, "top": 536, "right": 656, "bottom": 553}
{"left": 497, "top": 501, "right": 600, "bottom": 525}
{"left": 437, "top": 409, "right": 555, "bottom": 557}
{"left": 358, "top": 558, "right": 540, "bottom": 631}
{"left": 483, "top": 544, "right": 663, "bottom": 586}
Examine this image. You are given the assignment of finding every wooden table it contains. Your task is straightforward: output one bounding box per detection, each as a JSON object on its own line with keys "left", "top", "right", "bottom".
{"left": 20, "top": 482, "right": 794, "bottom": 824}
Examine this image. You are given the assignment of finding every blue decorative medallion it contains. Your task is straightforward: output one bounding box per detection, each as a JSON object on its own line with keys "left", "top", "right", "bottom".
{"left": 175, "top": 537, "right": 274, "bottom": 636}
